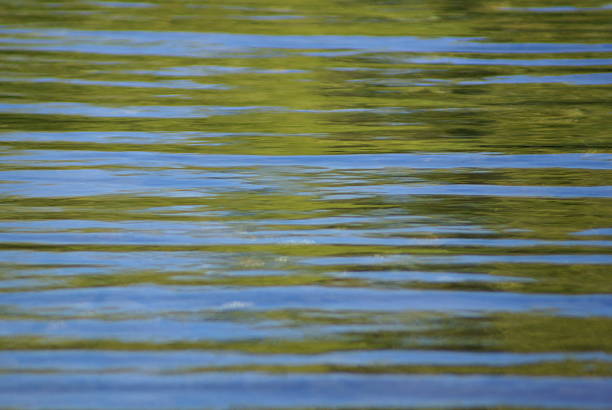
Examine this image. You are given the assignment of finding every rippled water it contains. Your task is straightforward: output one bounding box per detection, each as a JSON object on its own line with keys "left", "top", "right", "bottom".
{"left": 1, "top": 0, "right": 611, "bottom": 408}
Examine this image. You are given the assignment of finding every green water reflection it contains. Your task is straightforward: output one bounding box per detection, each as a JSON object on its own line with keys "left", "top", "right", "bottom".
{"left": 1, "top": 0, "right": 611, "bottom": 408}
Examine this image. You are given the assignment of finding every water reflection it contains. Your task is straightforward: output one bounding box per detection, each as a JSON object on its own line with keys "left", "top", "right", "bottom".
{"left": 1, "top": 0, "right": 611, "bottom": 408}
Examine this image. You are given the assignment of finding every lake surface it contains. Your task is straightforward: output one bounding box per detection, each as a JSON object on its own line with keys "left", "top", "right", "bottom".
{"left": 1, "top": 0, "right": 611, "bottom": 408}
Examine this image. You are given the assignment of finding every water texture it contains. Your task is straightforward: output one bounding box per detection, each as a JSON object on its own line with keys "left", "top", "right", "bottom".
{"left": 1, "top": 0, "right": 611, "bottom": 408}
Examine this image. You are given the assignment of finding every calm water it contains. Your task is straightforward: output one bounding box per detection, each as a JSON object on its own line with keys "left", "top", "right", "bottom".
{"left": 1, "top": 0, "right": 612, "bottom": 408}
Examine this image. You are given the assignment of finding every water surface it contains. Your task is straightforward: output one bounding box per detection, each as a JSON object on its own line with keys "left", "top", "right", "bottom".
{"left": 1, "top": 0, "right": 611, "bottom": 408}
